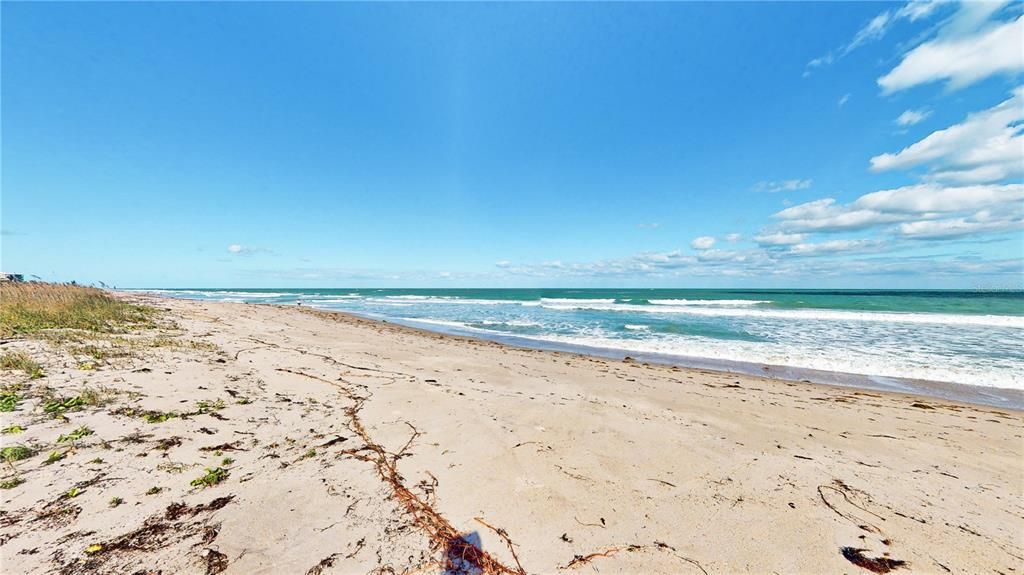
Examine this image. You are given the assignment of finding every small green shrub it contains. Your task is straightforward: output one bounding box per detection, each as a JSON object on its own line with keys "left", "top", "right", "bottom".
{"left": 57, "top": 426, "right": 94, "bottom": 443}
{"left": 1, "top": 445, "right": 33, "bottom": 462}
{"left": 0, "top": 393, "right": 19, "bottom": 412}
{"left": 44, "top": 396, "right": 85, "bottom": 416}
{"left": 195, "top": 399, "right": 225, "bottom": 414}
{"left": 144, "top": 411, "right": 177, "bottom": 424}
{"left": 43, "top": 450, "right": 66, "bottom": 465}
{"left": 190, "top": 467, "right": 228, "bottom": 488}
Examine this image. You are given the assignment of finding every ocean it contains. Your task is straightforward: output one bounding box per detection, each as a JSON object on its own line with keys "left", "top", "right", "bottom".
{"left": 136, "top": 288, "right": 1024, "bottom": 399}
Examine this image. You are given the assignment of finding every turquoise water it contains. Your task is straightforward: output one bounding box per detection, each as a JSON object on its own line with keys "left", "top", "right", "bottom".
{"left": 137, "top": 288, "right": 1024, "bottom": 391}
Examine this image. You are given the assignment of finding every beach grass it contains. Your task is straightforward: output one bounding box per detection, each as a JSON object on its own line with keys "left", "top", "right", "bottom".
{"left": 0, "top": 283, "right": 154, "bottom": 338}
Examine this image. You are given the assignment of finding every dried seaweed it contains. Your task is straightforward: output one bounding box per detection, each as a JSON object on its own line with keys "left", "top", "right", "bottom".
{"left": 277, "top": 367, "right": 526, "bottom": 575}
{"left": 841, "top": 547, "right": 907, "bottom": 573}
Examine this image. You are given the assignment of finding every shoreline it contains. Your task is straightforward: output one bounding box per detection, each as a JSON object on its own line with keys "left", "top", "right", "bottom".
{"left": 124, "top": 290, "right": 1024, "bottom": 410}
{"left": 150, "top": 287, "right": 1015, "bottom": 412}
{"left": 4, "top": 293, "right": 1022, "bottom": 574}
{"left": 336, "top": 309, "right": 1024, "bottom": 411}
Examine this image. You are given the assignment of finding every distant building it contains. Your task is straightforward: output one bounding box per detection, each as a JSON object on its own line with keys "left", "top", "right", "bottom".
{"left": 0, "top": 273, "right": 24, "bottom": 283}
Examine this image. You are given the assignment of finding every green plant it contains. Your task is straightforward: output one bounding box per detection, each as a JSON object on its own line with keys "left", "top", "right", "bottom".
{"left": 77, "top": 387, "right": 116, "bottom": 407}
{"left": 195, "top": 399, "right": 225, "bottom": 414}
{"left": 67, "top": 487, "right": 81, "bottom": 498}
{"left": 145, "top": 486, "right": 162, "bottom": 495}
{"left": 302, "top": 448, "right": 316, "bottom": 459}
{"left": 44, "top": 396, "right": 85, "bottom": 416}
{"left": 143, "top": 411, "right": 177, "bottom": 423}
{"left": 0, "top": 350, "right": 43, "bottom": 378}
{"left": 0, "top": 282, "right": 155, "bottom": 337}
{"left": 108, "top": 496, "right": 123, "bottom": 507}
{"left": 1, "top": 445, "right": 33, "bottom": 462}
{"left": 0, "top": 477, "right": 25, "bottom": 489}
{"left": 1, "top": 425, "right": 26, "bottom": 434}
{"left": 57, "top": 426, "right": 94, "bottom": 443}
{"left": 235, "top": 397, "right": 252, "bottom": 405}
{"left": 88, "top": 457, "right": 104, "bottom": 464}
{"left": 43, "top": 450, "right": 66, "bottom": 465}
{"left": 190, "top": 467, "right": 229, "bottom": 488}
{"left": 0, "top": 393, "right": 19, "bottom": 412}
{"left": 221, "top": 457, "right": 234, "bottom": 466}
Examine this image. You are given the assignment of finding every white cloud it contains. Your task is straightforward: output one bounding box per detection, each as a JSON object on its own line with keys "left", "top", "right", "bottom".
{"left": 690, "top": 236, "right": 716, "bottom": 250}
{"left": 896, "top": 108, "right": 931, "bottom": 126}
{"left": 838, "top": 93, "right": 851, "bottom": 108}
{"left": 899, "top": 210, "right": 1024, "bottom": 239}
{"left": 773, "top": 183, "right": 1024, "bottom": 238}
{"left": 879, "top": 14, "right": 1024, "bottom": 92}
{"left": 788, "top": 239, "right": 887, "bottom": 256}
{"left": 805, "top": 1, "right": 946, "bottom": 75}
{"left": 896, "top": 0, "right": 943, "bottom": 22}
{"left": 855, "top": 183, "right": 1024, "bottom": 213}
{"left": 870, "top": 88, "right": 1023, "bottom": 183}
{"left": 226, "top": 243, "right": 269, "bottom": 256}
{"left": 636, "top": 222, "right": 661, "bottom": 230}
{"left": 495, "top": 260, "right": 512, "bottom": 268}
{"left": 804, "top": 53, "right": 834, "bottom": 76}
{"left": 754, "top": 179, "right": 813, "bottom": 193}
{"left": 489, "top": 246, "right": 1020, "bottom": 281}
{"left": 845, "top": 11, "right": 894, "bottom": 55}
{"left": 724, "top": 233, "right": 743, "bottom": 243}
{"left": 773, "top": 201, "right": 902, "bottom": 233}
{"left": 754, "top": 231, "right": 807, "bottom": 246}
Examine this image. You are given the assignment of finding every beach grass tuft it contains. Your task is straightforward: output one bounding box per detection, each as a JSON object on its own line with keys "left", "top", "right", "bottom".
{"left": 0, "top": 477, "right": 25, "bottom": 489}
{"left": 0, "top": 350, "right": 44, "bottom": 378}
{"left": 0, "top": 282, "right": 154, "bottom": 337}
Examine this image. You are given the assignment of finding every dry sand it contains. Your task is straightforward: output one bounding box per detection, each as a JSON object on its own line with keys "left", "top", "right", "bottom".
{"left": 1, "top": 294, "right": 1022, "bottom": 574}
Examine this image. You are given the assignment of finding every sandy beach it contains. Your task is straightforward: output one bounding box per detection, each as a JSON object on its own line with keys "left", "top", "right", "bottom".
{"left": 2, "top": 293, "right": 1022, "bottom": 574}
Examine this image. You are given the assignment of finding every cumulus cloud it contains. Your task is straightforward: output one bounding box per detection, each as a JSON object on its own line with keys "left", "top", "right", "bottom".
{"left": 753, "top": 179, "right": 813, "bottom": 193}
{"left": 896, "top": 108, "right": 931, "bottom": 126}
{"left": 879, "top": 13, "right": 1024, "bottom": 92}
{"left": 773, "top": 200, "right": 903, "bottom": 233}
{"left": 772, "top": 183, "right": 1023, "bottom": 238}
{"left": 855, "top": 183, "right": 1024, "bottom": 213}
{"left": 724, "top": 233, "right": 743, "bottom": 243}
{"left": 870, "top": 88, "right": 1023, "bottom": 183}
{"left": 690, "top": 236, "right": 716, "bottom": 250}
{"left": 494, "top": 260, "right": 512, "bottom": 268}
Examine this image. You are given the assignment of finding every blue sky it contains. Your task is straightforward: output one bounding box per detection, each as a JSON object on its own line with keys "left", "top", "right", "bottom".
{"left": 2, "top": 1, "right": 1022, "bottom": 288}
